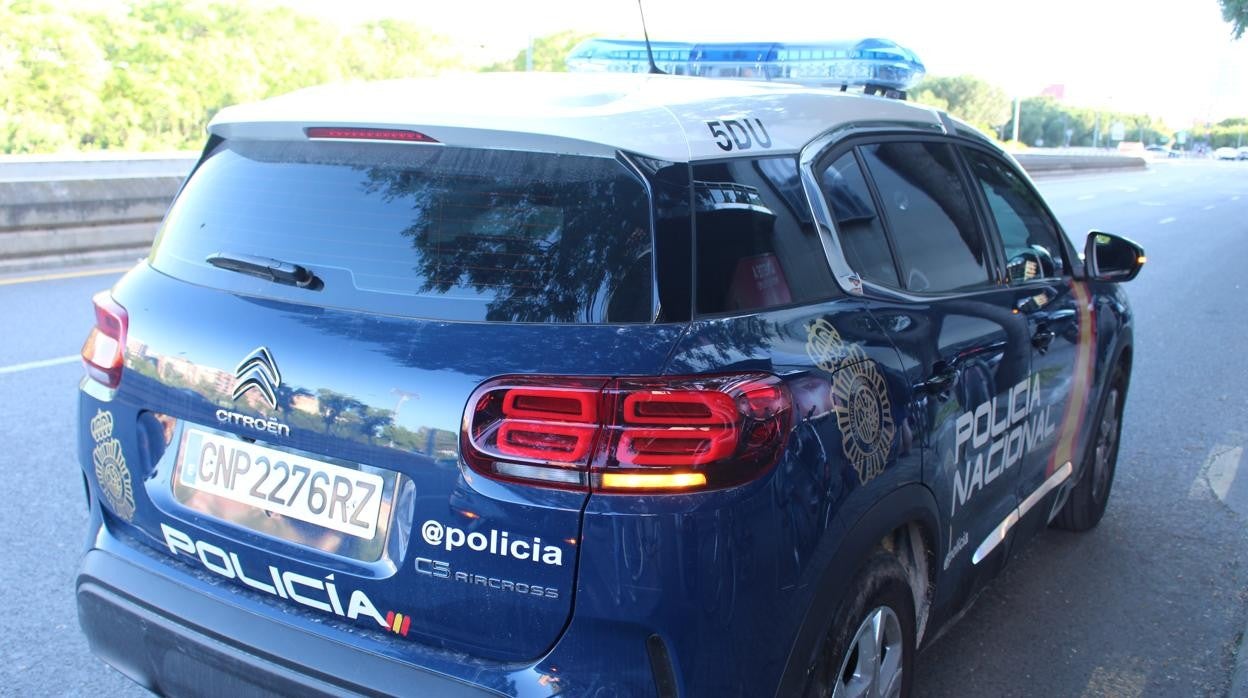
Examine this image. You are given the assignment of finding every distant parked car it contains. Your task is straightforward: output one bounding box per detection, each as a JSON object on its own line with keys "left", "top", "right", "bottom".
{"left": 1238, "top": 146, "right": 1248, "bottom": 161}
{"left": 1215, "top": 147, "right": 1238, "bottom": 160}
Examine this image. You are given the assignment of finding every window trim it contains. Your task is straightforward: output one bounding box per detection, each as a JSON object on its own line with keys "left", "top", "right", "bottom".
{"left": 811, "top": 147, "right": 904, "bottom": 289}
{"left": 618, "top": 151, "right": 668, "bottom": 323}
{"left": 956, "top": 144, "right": 1078, "bottom": 287}
{"left": 802, "top": 131, "right": 1005, "bottom": 303}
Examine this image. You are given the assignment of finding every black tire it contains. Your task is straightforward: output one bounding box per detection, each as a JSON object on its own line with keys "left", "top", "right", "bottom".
{"left": 1052, "top": 364, "right": 1127, "bottom": 531}
{"left": 804, "top": 553, "right": 916, "bottom": 698}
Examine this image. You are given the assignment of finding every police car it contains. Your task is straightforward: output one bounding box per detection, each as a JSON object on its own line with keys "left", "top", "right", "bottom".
{"left": 75, "top": 38, "right": 1143, "bottom": 697}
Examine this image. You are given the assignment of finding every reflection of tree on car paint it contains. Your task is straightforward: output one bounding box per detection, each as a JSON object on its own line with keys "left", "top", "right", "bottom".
{"left": 359, "top": 153, "right": 653, "bottom": 324}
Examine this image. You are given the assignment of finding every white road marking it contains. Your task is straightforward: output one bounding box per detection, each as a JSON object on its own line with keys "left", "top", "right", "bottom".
{"left": 1077, "top": 194, "right": 1096, "bottom": 201}
{"left": 1234, "top": 196, "right": 1242, "bottom": 201}
{"left": 1139, "top": 201, "right": 1163, "bottom": 207}
{"left": 1118, "top": 186, "right": 1140, "bottom": 193}
{"left": 0, "top": 265, "right": 132, "bottom": 287}
{"left": 0, "top": 355, "right": 79, "bottom": 375}
{"left": 1203, "top": 205, "right": 1217, "bottom": 211}
{"left": 1207, "top": 447, "right": 1243, "bottom": 503}
{"left": 1159, "top": 217, "right": 1177, "bottom": 225}
{"left": 1190, "top": 444, "right": 1244, "bottom": 504}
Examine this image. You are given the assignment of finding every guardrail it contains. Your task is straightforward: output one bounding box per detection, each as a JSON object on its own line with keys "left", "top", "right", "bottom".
{"left": 0, "top": 150, "right": 1146, "bottom": 274}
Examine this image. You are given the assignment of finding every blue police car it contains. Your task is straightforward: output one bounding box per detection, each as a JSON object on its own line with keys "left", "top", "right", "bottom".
{"left": 76, "top": 39, "right": 1143, "bottom": 697}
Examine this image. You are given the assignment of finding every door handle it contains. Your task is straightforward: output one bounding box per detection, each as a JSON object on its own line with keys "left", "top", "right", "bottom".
{"left": 1032, "top": 327, "right": 1056, "bottom": 353}
{"left": 914, "top": 363, "right": 957, "bottom": 396}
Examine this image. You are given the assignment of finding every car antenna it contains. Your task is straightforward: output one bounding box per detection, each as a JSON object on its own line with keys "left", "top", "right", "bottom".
{"left": 637, "top": 0, "right": 665, "bottom": 75}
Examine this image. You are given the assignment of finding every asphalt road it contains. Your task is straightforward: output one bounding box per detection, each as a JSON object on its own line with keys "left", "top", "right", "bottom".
{"left": 0, "top": 160, "right": 1246, "bottom": 697}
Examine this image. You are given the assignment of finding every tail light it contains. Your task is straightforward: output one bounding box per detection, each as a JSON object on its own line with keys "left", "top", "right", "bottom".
{"left": 462, "top": 373, "right": 791, "bottom": 493}
{"left": 81, "top": 291, "right": 128, "bottom": 389}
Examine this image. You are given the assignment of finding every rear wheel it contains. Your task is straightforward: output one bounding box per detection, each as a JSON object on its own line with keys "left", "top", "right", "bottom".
{"left": 805, "top": 553, "right": 915, "bottom": 698}
{"left": 1053, "top": 365, "right": 1126, "bottom": 531}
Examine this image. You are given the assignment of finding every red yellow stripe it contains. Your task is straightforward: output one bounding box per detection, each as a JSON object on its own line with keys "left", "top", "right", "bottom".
{"left": 1049, "top": 281, "right": 1096, "bottom": 475}
{"left": 385, "top": 611, "right": 411, "bottom": 636}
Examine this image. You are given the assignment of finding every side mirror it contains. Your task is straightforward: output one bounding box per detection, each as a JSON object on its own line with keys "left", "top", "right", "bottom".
{"left": 1084, "top": 231, "right": 1145, "bottom": 282}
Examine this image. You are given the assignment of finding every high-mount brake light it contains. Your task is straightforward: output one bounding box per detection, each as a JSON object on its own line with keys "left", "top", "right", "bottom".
{"left": 305, "top": 127, "right": 439, "bottom": 143}
{"left": 81, "top": 291, "right": 128, "bottom": 389}
{"left": 566, "top": 38, "right": 925, "bottom": 94}
{"left": 462, "top": 373, "right": 792, "bottom": 493}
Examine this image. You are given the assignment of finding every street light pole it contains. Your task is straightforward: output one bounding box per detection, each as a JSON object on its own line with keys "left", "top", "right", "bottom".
{"left": 1012, "top": 96, "right": 1021, "bottom": 144}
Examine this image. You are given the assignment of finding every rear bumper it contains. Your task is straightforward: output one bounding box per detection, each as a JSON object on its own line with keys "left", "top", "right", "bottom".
{"left": 76, "top": 547, "right": 499, "bottom": 698}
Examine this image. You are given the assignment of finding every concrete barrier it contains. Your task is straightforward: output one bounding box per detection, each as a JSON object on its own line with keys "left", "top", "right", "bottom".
{"left": 0, "top": 153, "right": 196, "bottom": 273}
{"left": 1014, "top": 153, "right": 1147, "bottom": 177}
{"left": 0, "top": 150, "right": 1146, "bottom": 274}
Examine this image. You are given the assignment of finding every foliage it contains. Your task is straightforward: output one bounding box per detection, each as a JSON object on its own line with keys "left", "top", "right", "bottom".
{"left": 0, "top": 0, "right": 462, "bottom": 153}
{"left": 1, "top": 2, "right": 1229, "bottom": 155}
{"left": 1222, "top": 0, "right": 1247, "bottom": 38}
{"left": 913, "top": 76, "right": 1178, "bottom": 149}
{"left": 481, "top": 30, "right": 593, "bottom": 73}
{"left": 1184, "top": 117, "right": 1248, "bottom": 148}
{"left": 911, "top": 75, "right": 1011, "bottom": 137}
{"left": 1001, "top": 96, "right": 1172, "bottom": 148}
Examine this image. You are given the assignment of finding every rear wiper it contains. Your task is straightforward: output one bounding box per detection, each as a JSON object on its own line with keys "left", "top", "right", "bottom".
{"left": 206, "top": 252, "right": 322, "bottom": 289}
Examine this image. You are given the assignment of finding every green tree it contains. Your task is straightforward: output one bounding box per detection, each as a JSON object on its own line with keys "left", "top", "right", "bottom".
{"left": 1187, "top": 117, "right": 1248, "bottom": 148}
{"left": 0, "top": 1, "right": 108, "bottom": 151}
{"left": 1000, "top": 97, "right": 1172, "bottom": 148}
{"left": 482, "top": 30, "right": 593, "bottom": 72}
{"left": 0, "top": 0, "right": 464, "bottom": 153}
{"left": 1221, "top": 0, "right": 1247, "bottom": 38}
{"left": 911, "top": 75, "right": 1011, "bottom": 138}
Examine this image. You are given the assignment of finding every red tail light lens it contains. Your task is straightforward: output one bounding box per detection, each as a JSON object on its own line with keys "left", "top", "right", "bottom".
{"left": 622, "top": 390, "right": 736, "bottom": 424}
{"left": 305, "top": 127, "right": 438, "bottom": 143}
{"left": 496, "top": 422, "right": 597, "bottom": 461}
{"left": 463, "top": 378, "right": 608, "bottom": 489}
{"left": 615, "top": 428, "right": 738, "bottom": 466}
{"left": 462, "top": 373, "right": 791, "bottom": 493}
{"left": 503, "top": 387, "right": 598, "bottom": 422}
{"left": 81, "top": 291, "right": 128, "bottom": 389}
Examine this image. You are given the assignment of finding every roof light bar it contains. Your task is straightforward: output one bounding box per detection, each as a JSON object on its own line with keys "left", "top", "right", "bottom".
{"left": 566, "top": 38, "right": 925, "bottom": 93}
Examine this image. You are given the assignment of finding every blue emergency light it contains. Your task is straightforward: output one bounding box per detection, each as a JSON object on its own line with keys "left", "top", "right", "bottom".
{"left": 566, "top": 38, "right": 926, "bottom": 94}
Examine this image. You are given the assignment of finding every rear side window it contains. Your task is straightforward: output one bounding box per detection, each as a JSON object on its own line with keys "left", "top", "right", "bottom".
{"left": 151, "top": 141, "right": 653, "bottom": 323}
{"left": 962, "top": 149, "right": 1067, "bottom": 281}
{"left": 859, "top": 142, "right": 993, "bottom": 294}
{"left": 817, "top": 152, "right": 899, "bottom": 288}
{"left": 692, "top": 157, "right": 837, "bottom": 315}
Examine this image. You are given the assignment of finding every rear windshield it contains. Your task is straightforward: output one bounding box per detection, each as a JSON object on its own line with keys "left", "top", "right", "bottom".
{"left": 151, "top": 140, "right": 654, "bottom": 323}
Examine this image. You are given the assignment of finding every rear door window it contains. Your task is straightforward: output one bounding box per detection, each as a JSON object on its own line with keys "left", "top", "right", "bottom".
{"left": 692, "top": 157, "right": 838, "bottom": 315}
{"left": 151, "top": 140, "right": 653, "bottom": 323}
{"left": 858, "top": 142, "right": 994, "bottom": 294}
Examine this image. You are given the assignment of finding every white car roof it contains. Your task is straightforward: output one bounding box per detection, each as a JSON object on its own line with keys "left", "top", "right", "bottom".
{"left": 208, "top": 72, "right": 950, "bottom": 163}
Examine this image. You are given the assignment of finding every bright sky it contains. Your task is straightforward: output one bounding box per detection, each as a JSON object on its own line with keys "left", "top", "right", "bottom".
{"left": 285, "top": 0, "right": 1247, "bottom": 127}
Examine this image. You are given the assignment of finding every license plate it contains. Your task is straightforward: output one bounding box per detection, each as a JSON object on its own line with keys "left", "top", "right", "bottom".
{"left": 177, "top": 428, "right": 384, "bottom": 540}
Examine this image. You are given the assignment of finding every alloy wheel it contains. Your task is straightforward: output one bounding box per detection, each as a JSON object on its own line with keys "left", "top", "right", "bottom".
{"left": 1091, "top": 387, "right": 1120, "bottom": 502}
{"left": 832, "top": 606, "right": 904, "bottom": 698}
